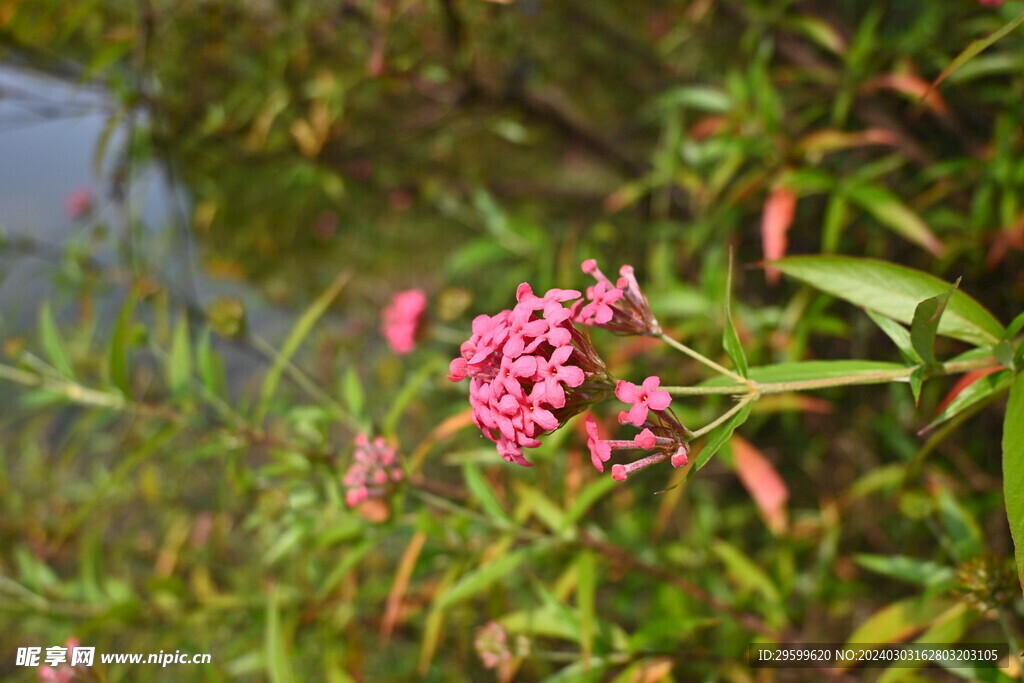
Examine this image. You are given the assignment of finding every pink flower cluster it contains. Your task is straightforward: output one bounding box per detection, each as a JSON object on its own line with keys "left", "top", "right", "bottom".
{"left": 448, "top": 283, "right": 612, "bottom": 466}
{"left": 37, "top": 638, "right": 79, "bottom": 682}
{"left": 381, "top": 289, "right": 427, "bottom": 354}
{"left": 572, "top": 259, "right": 660, "bottom": 335}
{"left": 977, "top": 0, "right": 1004, "bottom": 5}
{"left": 585, "top": 376, "right": 691, "bottom": 481}
{"left": 343, "top": 434, "right": 404, "bottom": 507}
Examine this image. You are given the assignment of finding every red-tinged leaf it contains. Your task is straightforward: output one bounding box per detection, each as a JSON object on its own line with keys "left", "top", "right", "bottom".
{"left": 795, "top": 128, "right": 899, "bottom": 156}
{"left": 761, "top": 187, "right": 798, "bottom": 285}
{"left": 731, "top": 435, "right": 789, "bottom": 534}
{"left": 688, "top": 115, "right": 726, "bottom": 140}
{"left": 933, "top": 367, "right": 1002, "bottom": 417}
{"left": 863, "top": 73, "right": 949, "bottom": 115}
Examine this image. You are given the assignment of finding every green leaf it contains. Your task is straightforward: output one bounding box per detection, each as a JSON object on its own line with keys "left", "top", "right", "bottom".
{"left": 722, "top": 253, "right": 748, "bottom": 378}
{"left": 867, "top": 311, "right": 920, "bottom": 364}
{"left": 846, "top": 184, "right": 945, "bottom": 256}
{"left": 702, "top": 360, "right": 905, "bottom": 387}
{"left": 909, "top": 366, "right": 926, "bottom": 405}
{"left": 256, "top": 269, "right": 351, "bottom": 422}
{"left": 843, "top": 596, "right": 953, "bottom": 649}
{"left": 923, "top": 369, "right": 1012, "bottom": 433}
{"left": 910, "top": 279, "right": 960, "bottom": 366}
{"left": 38, "top": 302, "right": 74, "bottom": 378}
{"left": 265, "top": 587, "right": 295, "bottom": 683}
{"left": 935, "top": 488, "right": 984, "bottom": 562}
{"left": 435, "top": 543, "right": 551, "bottom": 610}
{"left": 691, "top": 401, "right": 752, "bottom": 473}
{"left": 773, "top": 256, "right": 1003, "bottom": 346}
{"left": 168, "top": 314, "right": 192, "bottom": 396}
{"left": 576, "top": 551, "right": 597, "bottom": 666}
{"left": 341, "top": 367, "right": 364, "bottom": 419}
{"left": 710, "top": 539, "right": 782, "bottom": 606}
{"left": 1003, "top": 371, "right": 1024, "bottom": 594}
{"left": 1006, "top": 311, "right": 1024, "bottom": 339}
{"left": 930, "top": 9, "right": 1024, "bottom": 92}
{"left": 993, "top": 340, "right": 1015, "bottom": 371}
{"left": 108, "top": 291, "right": 137, "bottom": 395}
{"left": 196, "top": 327, "right": 227, "bottom": 399}
{"left": 853, "top": 554, "right": 955, "bottom": 588}
{"left": 462, "top": 464, "right": 512, "bottom": 526}
{"left": 383, "top": 357, "right": 438, "bottom": 436}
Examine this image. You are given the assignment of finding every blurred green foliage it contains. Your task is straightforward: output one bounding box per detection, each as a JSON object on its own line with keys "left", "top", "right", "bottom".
{"left": 2, "top": 0, "right": 1024, "bottom": 681}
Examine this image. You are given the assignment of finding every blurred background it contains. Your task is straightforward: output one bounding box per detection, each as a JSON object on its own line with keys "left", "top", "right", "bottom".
{"left": 1, "top": 0, "right": 1023, "bottom": 680}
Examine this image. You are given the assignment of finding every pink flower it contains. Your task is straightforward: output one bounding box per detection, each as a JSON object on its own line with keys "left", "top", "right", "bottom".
{"left": 381, "top": 289, "right": 427, "bottom": 354}
{"left": 343, "top": 435, "right": 403, "bottom": 507}
{"left": 64, "top": 187, "right": 93, "bottom": 220}
{"left": 573, "top": 260, "right": 660, "bottom": 335}
{"left": 585, "top": 414, "right": 611, "bottom": 471}
{"left": 449, "top": 284, "right": 613, "bottom": 466}
{"left": 615, "top": 376, "right": 672, "bottom": 426}
{"left": 977, "top": 0, "right": 1004, "bottom": 5}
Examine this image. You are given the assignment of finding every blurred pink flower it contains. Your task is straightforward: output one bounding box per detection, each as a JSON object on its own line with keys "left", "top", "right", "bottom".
{"left": 381, "top": 289, "right": 427, "bottom": 354}
{"left": 977, "top": 0, "right": 1005, "bottom": 5}
{"left": 64, "top": 187, "right": 93, "bottom": 220}
{"left": 343, "top": 434, "right": 403, "bottom": 507}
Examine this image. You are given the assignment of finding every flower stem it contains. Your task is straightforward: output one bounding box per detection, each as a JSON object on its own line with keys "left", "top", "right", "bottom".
{"left": 658, "top": 333, "right": 751, "bottom": 385}
{"left": 690, "top": 395, "right": 754, "bottom": 439}
{"left": 663, "top": 357, "right": 999, "bottom": 398}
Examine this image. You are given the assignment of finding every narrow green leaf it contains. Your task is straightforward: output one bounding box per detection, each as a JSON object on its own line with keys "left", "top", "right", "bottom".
{"left": 436, "top": 544, "right": 551, "bottom": 610}
{"left": 1006, "top": 310, "right": 1024, "bottom": 339}
{"left": 711, "top": 539, "right": 782, "bottom": 606}
{"left": 196, "top": 327, "right": 227, "bottom": 399}
{"left": 993, "top": 340, "right": 1015, "bottom": 371}
{"left": 923, "top": 369, "right": 1012, "bottom": 433}
{"left": 936, "top": 488, "right": 984, "bottom": 562}
{"left": 383, "top": 357, "right": 438, "bottom": 436}
{"left": 909, "top": 366, "right": 925, "bottom": 405}
{"left": 853, "top": 554, "right": 955, "bottom": 587}
{"left": 1003, "top": 372, "right": 1024, "bottom": 594}
{"left": 702, "top": 360, "right": 905, "bottom": 387}
{"left": 930, "top": 9, "right": 1024, "bottom": 92}
{"left": 843, "top": 596, "right": 953, "bottom": 650}
{"left": 265, "top": 588, "right": 295, "bottom": 683}
{"left": 576, "top": 551, "right": 597, "bottom": 667}
{"left": 108, "top": 291, "right": 137, "bottom": 394}
{"left": 462, "top": 464, "right": 512, "bottom": 526}
{"left": 847, "top": 184, "right": 945, "bottom": 256}
{"left": 563, "top": 476, "right": 619, "bottom": 529}
{"left": 691, "top": 401, "right": 752, "bottom": 473}
{"left": 867, "top": 310, "right": 920, "bottom": 363}
{"left": 722, "top": 252, "right": 748, "bottom": 378}
{"left": 341, "top": 367, "right": 364, "bottom": 419}
{"left": 168, "top": 314, "right": 192, "bottom": 396}
{"left": 910, "top": 278, "right": 960, "bottom": 365}
{"left": 256, "top": 269, "right": 351, "bottom": 422}
{"left": 773, "top": 256, "right": 1003, "bottom": 346}
{"left": 38, "top": 302, "right": 74, "bottom": 378}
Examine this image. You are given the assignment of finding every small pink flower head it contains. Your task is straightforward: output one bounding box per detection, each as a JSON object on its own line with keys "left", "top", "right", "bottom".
{"left": 381, "top": 289, "right": 427, "bottom": 354}
{"left": 615, "top": 376, "right": 672, "bottom": 426}
{"left": 64, "top": 187, "right": 93, "bottom": 220}
{"left": 449, "top": 283, "right": 613, "bottom": 467}
{"left": 343, "top": 434, "right": 403, "bottom": 508}
{"left": 585, "top": 414, "right": 612, "bottom": 471}
{"left": 474, "top": 621, "right": 513, "bottom": 669}
{"left": 573, "top": 259, "right": 660, "bottom": 335}
{"left": 977, "top": 0, "right": 1005, "bottom": 5}
{"left": 585, "top": 376, "right": 691, "bottom": 481}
